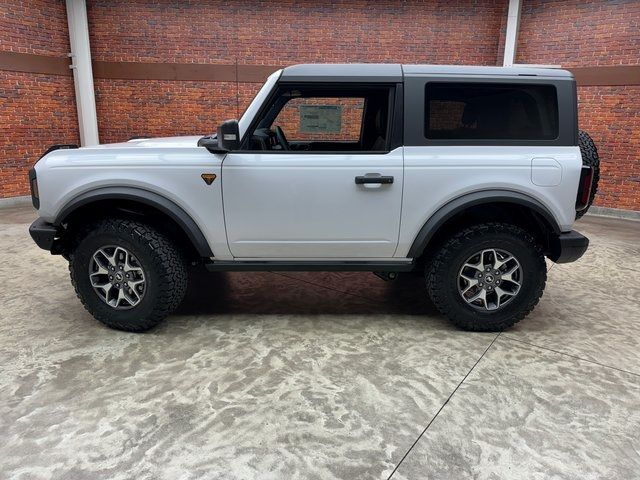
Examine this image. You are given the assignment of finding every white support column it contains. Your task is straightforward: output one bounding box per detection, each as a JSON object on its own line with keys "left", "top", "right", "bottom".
{"left": 503, "top": 0, "right": 522, "bottom": 67}
{"left": 66, "top": 0, "right": 99, "bottom": 146}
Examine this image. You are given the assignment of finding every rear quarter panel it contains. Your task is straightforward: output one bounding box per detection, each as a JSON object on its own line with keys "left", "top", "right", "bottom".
{"left": 396, "top": 145, "right": 582, "bottom": 258}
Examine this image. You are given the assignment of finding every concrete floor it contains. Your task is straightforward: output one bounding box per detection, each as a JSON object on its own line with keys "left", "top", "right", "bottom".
{"left": 1, "top": 205, "right": 639, "bottom": 480}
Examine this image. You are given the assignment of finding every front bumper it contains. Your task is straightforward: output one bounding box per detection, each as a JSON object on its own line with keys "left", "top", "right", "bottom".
{"left": 548, "top": 230, "right": 589, "bottom": 264}
{"left": 29, "top": 218, "right": 59, "bottom": 252}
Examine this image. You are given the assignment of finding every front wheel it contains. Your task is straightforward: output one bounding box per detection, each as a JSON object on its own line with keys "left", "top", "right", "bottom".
{"left": 69, "top": 218, "right": 188, "bottom": 332}
{"left": 426, "top": 223, "right": 546, "bottom": 332}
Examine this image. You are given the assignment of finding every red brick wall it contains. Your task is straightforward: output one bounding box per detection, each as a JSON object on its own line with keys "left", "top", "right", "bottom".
{"left": 0, "top": 0, "right": 78, "bottom": 197}
{"left": 0, "top": 0, "right": 70, "bottom": 56}
{"left": 86, "top": 0, "right": 507, "bottom": 65}
{"left": 0, "top": 72, "right": 79, "bottom": 197}
{"left": 85, "top": 0, "right": 507, "bottom": 143}
{"left": 1, "top": 0, "right": 638, "bottom": 212}
{"left": 94, "top": 79, "right": 238, "bottom": 143}
{"left": 577, "top": 86, "right": 640, "bottom": 211}
{"left": 517, "top": 0, "right": 640, "bottom": 67}
{"left": 516, "top": 0, "right": 640, "bottom": 210}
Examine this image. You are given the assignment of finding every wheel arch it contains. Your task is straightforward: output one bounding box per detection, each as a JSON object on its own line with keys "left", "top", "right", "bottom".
{"left": 407, "top": 190, "right": 561, "bottom": 260}
{"left": 54, "top": 186, "right": 213, "bottom": 258}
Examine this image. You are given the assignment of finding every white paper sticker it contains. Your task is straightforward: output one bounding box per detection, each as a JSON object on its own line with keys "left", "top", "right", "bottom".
{"left": 299, "top": 105, "right": 342, "bottom": 133}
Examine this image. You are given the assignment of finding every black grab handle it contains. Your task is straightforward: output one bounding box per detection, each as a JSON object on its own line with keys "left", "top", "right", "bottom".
{"left": 355, "top": 175, "right": 394, "bottom": 185}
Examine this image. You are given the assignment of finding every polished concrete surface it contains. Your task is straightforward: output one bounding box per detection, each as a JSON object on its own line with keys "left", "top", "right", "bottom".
{"left": 1, "top": 205, "right": 639, "bottom": 480}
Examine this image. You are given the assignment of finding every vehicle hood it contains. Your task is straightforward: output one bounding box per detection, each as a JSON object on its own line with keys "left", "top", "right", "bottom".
{"left": 86, "top": 135, "right": 204, "bottom": 150}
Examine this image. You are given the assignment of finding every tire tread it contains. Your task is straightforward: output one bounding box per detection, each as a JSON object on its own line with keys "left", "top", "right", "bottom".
{"left": 576, "top": 130, "right": 600, "bottom": 219}
{"left": 426, "top": 222, "right": 546, "bottom": 332}
{"left": 69, "top": 218, "right": 187, "bottom": 332}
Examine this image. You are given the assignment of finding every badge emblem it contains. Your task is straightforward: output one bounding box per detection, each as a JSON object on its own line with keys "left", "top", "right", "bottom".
{"left": 201, "top": 173, "right": 217, "bottom": 185}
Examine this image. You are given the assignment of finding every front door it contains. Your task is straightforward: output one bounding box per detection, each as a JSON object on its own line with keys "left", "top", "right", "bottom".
{"left": 222, "top": 84, "right": 403, "bottom": 259}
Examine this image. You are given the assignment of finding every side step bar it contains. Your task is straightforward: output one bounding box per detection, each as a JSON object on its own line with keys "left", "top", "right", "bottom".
{"left": 204, "top": 260, "right": 415, "bottom": 272}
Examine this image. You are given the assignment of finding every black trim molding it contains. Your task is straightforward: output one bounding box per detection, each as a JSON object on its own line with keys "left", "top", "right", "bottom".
{"left": 548, "top": 230, "right": 589, "bottom": 263}
{"left": 407, "top": 190, "right": 562, "bottom": 258}
{"left": 55, "top": 187, "right": 213, "bottom": 257}
{"left": 29, "top": 218, "right": 57, "bottom": 251}
{"left": 204, "top": 260, "right": 414, "bottom": 272}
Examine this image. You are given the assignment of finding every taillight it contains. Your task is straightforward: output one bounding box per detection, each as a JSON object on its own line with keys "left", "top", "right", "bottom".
{"left": 28, "top": 168, "right": 39, "bottom": 209}
{"left": 576, "top": 166, "right": 594, "bottom": 211}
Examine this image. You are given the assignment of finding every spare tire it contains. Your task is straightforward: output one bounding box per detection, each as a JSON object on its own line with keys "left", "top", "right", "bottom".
{"left": 576, "top": 130, "right": 600, "bottom": 219}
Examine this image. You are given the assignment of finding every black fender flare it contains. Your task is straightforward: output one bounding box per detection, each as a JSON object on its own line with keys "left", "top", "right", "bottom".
{"left": 54, "top": 186, "right": 213, "bottom": 257}
{"left": 407, "top": 190, "right": 561, "bottom": 258}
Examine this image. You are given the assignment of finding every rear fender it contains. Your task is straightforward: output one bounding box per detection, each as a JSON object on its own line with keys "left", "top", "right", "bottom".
{"left": 407, "top": 190, "right": 561, "bottom": 258}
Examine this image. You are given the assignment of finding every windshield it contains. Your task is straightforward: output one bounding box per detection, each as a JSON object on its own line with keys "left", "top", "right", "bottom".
{"left": 238, "top": 69, "right": 282, "bottom": 139}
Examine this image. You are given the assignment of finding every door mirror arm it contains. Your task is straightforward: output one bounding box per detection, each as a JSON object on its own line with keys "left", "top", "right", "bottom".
{"left": 197, "top": 135, "right": 223, "bottom": 153}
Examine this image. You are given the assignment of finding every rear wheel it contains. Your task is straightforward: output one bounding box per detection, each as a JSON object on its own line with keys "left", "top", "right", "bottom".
{"left": 69, "top": 218, "right": 188, "bottom": 332}
{"left": 426, "top": 223, "right": 546, "bottom": 331}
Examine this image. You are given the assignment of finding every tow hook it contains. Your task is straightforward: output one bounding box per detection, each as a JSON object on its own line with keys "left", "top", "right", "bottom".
{"left": 373, "top": 271, "right": 398, "bottom": 282}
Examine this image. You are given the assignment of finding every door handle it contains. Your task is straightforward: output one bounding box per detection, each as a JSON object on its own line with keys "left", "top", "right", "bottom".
{"left": 355, "top": 175, "right": 394, "bottom": 185}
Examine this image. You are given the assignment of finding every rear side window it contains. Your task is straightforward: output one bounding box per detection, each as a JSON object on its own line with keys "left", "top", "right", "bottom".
{"left": 425, "top": 83, "right": 558, "bottom": 141}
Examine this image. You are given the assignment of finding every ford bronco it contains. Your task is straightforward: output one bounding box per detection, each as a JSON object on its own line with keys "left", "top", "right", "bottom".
{"left": 28, "top": 64, "right": 599, "bottom": 332}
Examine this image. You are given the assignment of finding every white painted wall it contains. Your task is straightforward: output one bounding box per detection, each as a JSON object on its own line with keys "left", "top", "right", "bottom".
{"left": 503, "top": 0, "right": 522, "bottom": 67}
{"left": 66, "top": 0, "right": 99, "bottom": 146}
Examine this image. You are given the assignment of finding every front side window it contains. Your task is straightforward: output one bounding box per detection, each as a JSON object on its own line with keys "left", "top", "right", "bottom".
{"left": 425, "top": 82, "right": 558, "bottom": 141}
{"left": 245, "top": 85, "right": 393, "bottom": 152}
{"left": 273, "top": 97, "right": 364, "bottom": 143}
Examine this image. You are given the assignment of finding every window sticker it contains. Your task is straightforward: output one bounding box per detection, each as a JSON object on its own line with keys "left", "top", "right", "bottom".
{"left": 299, "top": 105, "right": 342, "bottom": 133}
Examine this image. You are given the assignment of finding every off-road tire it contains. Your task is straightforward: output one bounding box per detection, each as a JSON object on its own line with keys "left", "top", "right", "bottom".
{"left": 426, "top": 223, "right": 546, "bottom": 332}
{"left": 69, "top": 218, "right": 188, "bottom": 332}
{"left": 576, "top": 130, "right": 600, "bottom": 219}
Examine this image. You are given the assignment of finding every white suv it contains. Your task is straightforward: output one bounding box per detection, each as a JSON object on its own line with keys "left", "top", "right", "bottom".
{"left": 28, "top": 64, "right": 599, "bottom": 332}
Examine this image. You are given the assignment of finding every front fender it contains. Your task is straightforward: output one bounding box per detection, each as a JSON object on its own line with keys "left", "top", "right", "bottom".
{"left": 55, "top": 186, "right": 213, "bottom": 257}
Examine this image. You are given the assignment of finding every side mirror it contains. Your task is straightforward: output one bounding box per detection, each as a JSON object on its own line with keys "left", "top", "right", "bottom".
{"left": 197, "top": 119, "right": 240, "bottom": 154}
{"left": 218, "top": 119, "right": 240, "bottom": 151}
